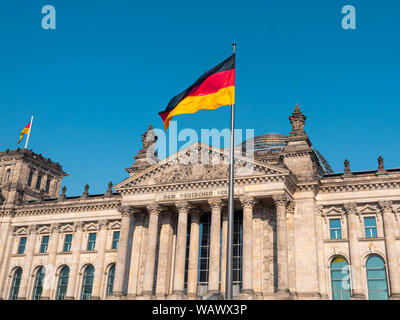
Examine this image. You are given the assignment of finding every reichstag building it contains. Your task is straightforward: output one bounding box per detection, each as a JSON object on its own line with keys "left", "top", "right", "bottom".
{"left": 0, "top": 105, "right": 399, "bottom": 300}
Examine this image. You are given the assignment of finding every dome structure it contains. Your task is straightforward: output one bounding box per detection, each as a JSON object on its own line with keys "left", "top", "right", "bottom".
{"left": 238, "top": 133, "right": 334, "bottom": 174}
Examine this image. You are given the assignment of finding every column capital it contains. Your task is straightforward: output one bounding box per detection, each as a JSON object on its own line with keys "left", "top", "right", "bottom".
{"left": 175, "top": 201, "right": 191, "bottom": 214}
{"left": 287, "top": 201, "right": 295, "bottom": 215}
{"left": 343, "top": 202, "right": 358, "bottom": 215}
{"left": 27, "top": 224, "right": 38, "bottom": 235}
{"left": 272, "top": 193, "right": 289, "bottom": 207}
{"left": 190, "top": 208, "right": 201, "bottom": 222}
{"left": 379, "top": 200, "right": 394, "bottom": 213}
{"left": 146, "top": 202, "right": 161, "bottom": 216}
{"left": 50, "top": 223, "right": 61, "bottom": 234}
{"left": 98, "top": 219, "right": 109, "bottom": 230}
{"left": 74, "top": 221, "right": 85, "bottom": 231}
{"left": 208, "top": 198, "right": 223, "bottom": 210}
{"left": 118, "top": 205, "right": 136, "bottom": 217}
{"left": 240, "top": 196, "right": 256, "bottom": 210}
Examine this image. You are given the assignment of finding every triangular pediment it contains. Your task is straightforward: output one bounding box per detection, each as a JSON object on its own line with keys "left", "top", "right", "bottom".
{"left": 115, "top": 142, "right": 289, "bottom": 191}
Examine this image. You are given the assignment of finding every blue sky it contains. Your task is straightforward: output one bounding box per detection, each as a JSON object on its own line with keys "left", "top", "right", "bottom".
{"left": 1, "top": 0, "right": 399, "bottom": 195}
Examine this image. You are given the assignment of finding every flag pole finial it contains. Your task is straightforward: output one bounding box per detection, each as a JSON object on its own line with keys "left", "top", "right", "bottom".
{"left": 232, "top": 43, "right": 236, "bottom": 54}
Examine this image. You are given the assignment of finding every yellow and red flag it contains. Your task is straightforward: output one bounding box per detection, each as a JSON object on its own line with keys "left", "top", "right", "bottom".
{"left": 17, "top": 120, "right": 32, "bottom": 144}
{"left": 159, "top": 54, "right": 235, "bottom": 130}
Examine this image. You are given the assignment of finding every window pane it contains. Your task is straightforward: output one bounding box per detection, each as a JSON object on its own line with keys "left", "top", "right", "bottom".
{"left": 366, "top": 256, "right": 388, "bottom": 300}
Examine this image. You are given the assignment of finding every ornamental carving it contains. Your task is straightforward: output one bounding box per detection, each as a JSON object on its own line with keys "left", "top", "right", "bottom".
{"left": 175, "top": 201, "right": 190, "bottom": 214}
{"left": 118, "top": 205, "right": 136, "bottom": 217}
{"left": 27, "top": 225, "right": 38, "bottom": 235}
{"left": 98, "top": 219, "right": 109, "bottom": 230}
{"left": 239, "top": 196, "right": 256, "bottom": 210}
{"left": 343, "top": 203, "right": 357, "bottom": 215}
{"left": 74, "top": 221, "right": 85, "bottom": 231}
{"left": 50, "top": 223, "right": 61, "bottom": 233}
{"left": 208, "top": 198, "right": 223, "bottom": 210}
{"left": 379, "top": 201, "right": 394, "bottom": 215}
{"left": 287, "top": 201, "right": 295, "bottom": 215}
{"left": 146, "top": 202, "right": 161, "bottom": 216}
{"left": 272, "top": 194, "right": 289, "bottom": 207}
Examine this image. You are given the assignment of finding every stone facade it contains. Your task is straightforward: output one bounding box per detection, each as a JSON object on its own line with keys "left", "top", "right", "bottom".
{"left": 1, "top": 105, "right": 400, "bottom": 300}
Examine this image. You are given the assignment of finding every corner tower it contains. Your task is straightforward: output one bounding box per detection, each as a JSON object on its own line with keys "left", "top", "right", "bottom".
{"left": 0, "top": 148, "right": 68, "bottom": 208}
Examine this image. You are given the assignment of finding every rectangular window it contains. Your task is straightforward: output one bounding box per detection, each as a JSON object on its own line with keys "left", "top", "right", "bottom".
{"left": 27, "top": 169, "right": 34, "bottom": 187}
{"left": 45, "top": 177, "right": 51, "bottom": 193}
{"left": 87, "top": 233, "right": 96, "bottom": 251}
{"left": 112, "top": 231, "right": 120, "bottom": 250}
{"left": 330, "top": 219, "right": 342, "bottom": 239}
{"left": 40, "top": 235, "right": 49, "bottom": 253}
{"left": 17, "top": 237, "right": 27, "bottom": 254}
{"left": 36, "top": 173, "right": 43, "bottom": 190}
{"left": 63, "top": 234, "right": 73, "bottom": 252}
{"left": 364, "top": 217, "right": 377, "bottom": 238}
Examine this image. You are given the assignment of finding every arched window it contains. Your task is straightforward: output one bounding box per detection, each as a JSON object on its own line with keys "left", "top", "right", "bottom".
{"left": 330, "top": 256, "right": 351, "bottom": 300}
{"left": 32, "top": 267, "right": 46, "bottom": 300}
{"left": 4, "top": 169, "right": 11, "bottom": 183}
{"left": 106, "top": 264, "right": 116, "bottom": 296}
{"left": 9, "top": 267, "right": 23, "bottom": 300}
{"left": 81, "top": 265, "right": 95, "bottom": 300}
{"left": 56, "top": 266, "right": 70, "bottom": 300}
{"left": 366, "top": 255, "right": 388, "bottom": 300}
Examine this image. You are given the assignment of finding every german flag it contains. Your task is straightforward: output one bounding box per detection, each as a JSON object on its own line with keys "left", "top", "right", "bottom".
{"left": 17, "top": 120, "right": 31, "bottom": 144}
{"left": 159, "top": 54, "right": 235, "bottom": 130}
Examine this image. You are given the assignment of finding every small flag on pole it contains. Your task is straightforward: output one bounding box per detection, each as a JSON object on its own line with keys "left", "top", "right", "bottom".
{"left": 159, "top": 54, "right": 235, "bottom": 130}
{"left": 17, "top": 116, "right": 34, "bottom": 148}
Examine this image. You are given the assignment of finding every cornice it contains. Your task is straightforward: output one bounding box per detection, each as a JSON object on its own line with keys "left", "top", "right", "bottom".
{"left": 118, "top": 174, "right": 290, "bottom": 195}
{"left": 14, "top": 199, "right": 121, "bottom": 216}
{"left": 320, "top": 181, "right": 400, "bottom": 194}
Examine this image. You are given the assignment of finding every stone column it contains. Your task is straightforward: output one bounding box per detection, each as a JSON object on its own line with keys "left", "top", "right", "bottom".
{"left": 286, "top": 201, "right": 296, "bottom": 296}
{"left": 127, "top": 213, "right": 145, "bottom": 298}
{"left": 187, "top": 209, "right": 201, "bottom": 299}
{"left": 208, "top": 198, "right": 223, "bottom": 297}
{"left": 314, "top": 205, "right": 327, "bottom": 298}
{"left": 272, "top": 194, "right": 290, "bottom": 298}
{"left": 31, "top": 170, "right": 39, "bottom": 190}
{"left": 220, "top": 208, "right": 228, "bottom": 297}
{"left": 65, "top": 222, "right": 84, "bottom": 300}
{"left": 18, "top": 225, "right": 38, "bottom": 300}
{"left": 379, "top": 201, "right": 400, "bottom": 299}
{"left": 91, "top": 220, "right": 109, "bottom": 299}
{"left": 240, "top": 196, "right": 256, "bottom": 298}
{"left": 112, "top": 206, "right": 135, "bottom": 297}
{"left": 344, "top": 203, "right": 365, "bottom": 299}
{"left": 172, "top": 201, "right": 190, "bottom": 297}
{"left": 156, "top": 213, "right": 173, "bottom": 297}
{"left": 142, "top": 202, "right": 161, "bottom": 297}
{"left": 41, "top": 223, "right": 61, "bottom": 300}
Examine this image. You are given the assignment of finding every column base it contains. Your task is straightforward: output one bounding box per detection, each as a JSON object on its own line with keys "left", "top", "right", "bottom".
{"left": 64, "top": 296, "right": 75, "bottom": 300}
{"left": 389, "top": 293, "right": 400, "bottom": 300}
{"left": 90, "top": 296, "right": 101, "bottom": 300}
{"left": 135, "top": 291, "right": 155, "bottom": 300}
{"left": 167, "top": 291, "right": 186, "bottom": 300}
{"left": 238, "top": 289, "right": 255, "bottom": 300}
{"left": 291, "top": 292, "right": 323, "bottom": 300}
{"left": 17, "top": 297, "right": 27, "bottom": 300}
{"left": 275, "top": 289, "right": 292, "bottom": 300}
{"left": 204, "top": 291, "right": 223, "bottom": 300}
{"left": 351, "top": 293, "right": 366, "bottom": 300}
{"left": 40, "top": 296, "right": 50, "bottom": 300}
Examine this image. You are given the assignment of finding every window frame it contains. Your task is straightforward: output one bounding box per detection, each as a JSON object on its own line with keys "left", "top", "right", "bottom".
{"left": 32, "top": 267, "right": 46, "bottom": 300}
{"left": 63, "top": 234, "right": 73, "bottom": 252}
{"left": 40, "top": 235, "right": 50, "bottom": 253}
{"left": 329, "top": 218, "right": 342, "bottom": 240}
{"left": 111, "top": 231, "right": 120, "bottom": 250}
{"left": 87, "top": 232, "right": 97, "bottom": 251}
{"left": 9, "top": 267, "right": 23, "bottom": 300}
{"left": 17, "top": 237, "right": 27, "bottom": 254}
{"left": 364, "top": 216, "right": 378, "bottom": 238}
{"left": 56, "top": 266, "right": 70, "bottom": 300}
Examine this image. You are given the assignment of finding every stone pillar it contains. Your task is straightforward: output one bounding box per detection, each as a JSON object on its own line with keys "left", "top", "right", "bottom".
{"left": 314, "top": 205, "right": 327, "bottom": 298}
{"left": 172, "top": 201, "right": 190, "bottom": 297}
{"left": 18, "top": 225, "right": 38, "bottom": 300}
{"left": 142, "top": 202, "right": 161, "bottom": 297}
{"left": 41, "top": 223, "right": 61, "bottom": 300}
{"left": 344, "top": 203, "right": 365, "bottom": 299}
{"left": 286, "top": 201, "right": 296, "bottom": 296}
{"left": 65, "top": 222, "right": 84, "bottom": 300}
{"left": 272, "top": 193, "right": 290, "bottom": 298}
{"left": 127, "top": 213, "right": 145, "bottom": 298}
{"left": 156, "top": 213, "right": 173, "bottom": 297}
{"left": 252, "top": 205, "right": 263, "bottom": 297}
{"left": 31, "top": 170, "right": 39, "bottom": 190}
{"left": 208, "top": 198, "right": 223, "bottom": 297}
{"left": 379, "top": 201, "right": 400, "bottom": 299}
{"left": 220, "top": 208, "right": 228, "bottom": 297}
{"left": 91, "top": 220, "right": 109, "bottom": 299}
{"left": 187, "top": 209, "right": 201, "bottom": 299}
{"left": 239, "top": 196, "right": 256, "bottom": 298}
{"left": 112, "top": 206, "right": 135, "bottom": 297}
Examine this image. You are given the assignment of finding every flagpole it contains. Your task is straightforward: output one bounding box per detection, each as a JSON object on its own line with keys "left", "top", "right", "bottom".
{"left": 225, "top": 43, "right": 236, "bottom": 300}
{"left": 24, "top": 116, "right": 34, "bottom": 149}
